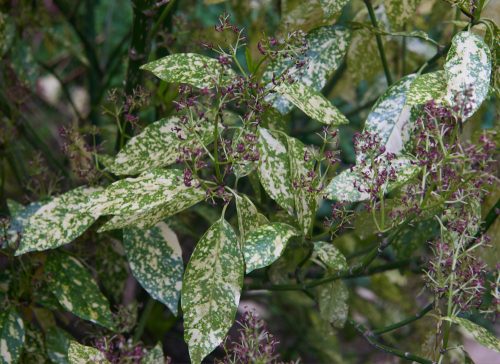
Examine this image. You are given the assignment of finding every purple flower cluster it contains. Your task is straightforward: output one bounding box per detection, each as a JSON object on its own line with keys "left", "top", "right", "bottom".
{"left": 94, "top": 335, "right": 145, "bottom": 364}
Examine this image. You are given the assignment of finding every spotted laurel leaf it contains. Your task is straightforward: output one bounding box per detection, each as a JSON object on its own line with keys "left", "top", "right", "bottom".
{"left": 361, "top": 74, "right": 417, "bottom": 157}
{"left": 142, "top": 342, "right": 164, "bottom": 364}
{"left": 384, "top": 0, "right": 421, "bottom": 29}
{"left": 264, "top": 26, "right": 350, "bottom": 114}
{"left": 234, "top": 193, "right": 268, "bottom": 243}
{"left": 275, "top": 81, "right": 349, "bottom": 125}
{"left": 15, "top": 187, "right": 101, "bottom": 256}
{"left": 181, "top": 217, "right": 244, "bottom": 364}
{"left": 109, "top": 116, "right": 214, "bottom": 176}
{"left": 406, "top": 71, "right": 447, "bottom": 106}
{"left": 123, "top": 222, "right": 183, "bottom": 316}
{"left": 0, "top": 308, "right": 25, "bottom": 364}
{"left": 45, "top": 251, "right": 115, "bottom": 330}
{"left": 243, "top": 223, "right": 299, "bottom": 273}
{"left": 140, "top": 53, "right": 235, "bottom": 89}
{"left": 67, "top": 341, "right": 108, "bottom": 364}
{"left": 444, "top": 32, "right": 492, "bottom": 118}
{"left": 312, "top": 241, "right": 347, "bottom": 271}
{"left": 443, "top": 316, "right": 500, "bottom": 352}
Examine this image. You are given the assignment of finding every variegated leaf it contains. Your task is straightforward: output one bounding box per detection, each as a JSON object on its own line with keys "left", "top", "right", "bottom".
{"left": 281, "top": 0, "right": 350, "bottom": 32}
{"left": 182, "top": 218, "right": 243, "bottom": 364}
{"left": 234, "top": 193, "right": 268, "bottom": 242}
{"left": 264, "top": 26, "right": 350, "bottom": 114}
{"left": 285, "top": 135, "right": 317, "bottom": 236}
{"left": 443, "top": 316, "right": 500, "bottom": 353}
{"left": 0, "top": 12, "right": 15, "bottom": 58}
{"left": 313, "top": 241, "right": 348, "bottom": 271}
{"left": 243, "top": 223, "right": 298, "bottom": 273}
{"left": 317, "top": 281, "right": 349, "bottom": 328}
{"left": 45, "top": 252, "right": 115, "bottom": 330}
{"left": 257, "top": 128, "right": 294, "bottom": 214}
{"left": 362, "top": 74, "right": 417, "bottom": 156}
{"left": 275, "top": 82, "right": 349, "bottom": 125}
{"left": 110, "top": 116, "right": 214, "bottom": 176}
{"left": 123, "top": 222, "right": 183, "bottom": 316}
{"left": 347, "top": 29, "right": 381, "bottom": 83}
{"left": 319, "top": 0, "right": 351, "bottom": 17}
{"left": 325, "top": 156, "right": 418, "bottom": 202}
{"left": 6, "top": 200, "right": 42, "bottom": 248}
{"left": 0, "top": 308, "right": 25, "bottom": 364}
{"left": 67, "top": 341, "right": 108, "bottom": 364}
{"left": 444, "top": 32, "right": 492, "bottom": 118}
{"left": 406, "top": 71, "right": 446, "bottom": 106}
{"left": 140, "top": 53, "right": 235, "bottom": 89}
{"left": 384, "top": 0, "right": 421, "bottom": 29}
{"left": 15, "top": 187, "right": 100, "bottom": 256}
{"left": 142, "top": 343, "right": 164, "bottom": 364}
{"left": 90, "top": 169, "right": 205, "bottom": 230}
{"left": 45, "top": 327, "right": 71, "bottom": 364}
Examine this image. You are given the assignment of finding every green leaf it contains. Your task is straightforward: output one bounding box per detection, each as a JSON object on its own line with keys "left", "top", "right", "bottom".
{"left": 285, "top": 135, "right": 317, "bottom": 236}
{"left": 347, "top": 29, "right": 381, "bottom": 83}
{"left": 0, "top": 308, "right": 25, "bottom": 364}
{"left": 406, "top": 71, "right": 446, "bottom": 106}
{"left": 257, "top": 128, "right": 295, "bottom": 214}
{"left": 317, "top": 281, "right": 349, "bottom": 328}
{"left": 281, "top": 0, "right": 350, "bottom": 33}
{"left": 142, "top": 343, "right": 164, "bottom": 364}
{"left": 109, "top": 116, "right": 215, "bottom": 176}
{"left": 45, "top": 252, "right": 115, "bottom": 330}
{"left": 443, "top": 316, "right": 500, "bottom": 353}
{"left": 90, "top": 169, "right": 205, "bottom": 231}
{"left": 67, "top": 341, "right": 108, "bottom": 364}
{"left": 444, "top": 31, "right": 492, "bottom": 118}
{"left": 0, "top": 13, "right": 15, "bottom": 58}
{"left": 16, "top": 187, "right": 100, "bottom": 256}
{"left": 6, "top": 200, "right": 42, "bottom": 248}
{"left": 234, "top": 193, "right": 268, "bottom": 243}
{"left": 264, "top": 26, "right": 350, "bottom": 114}
{"left": 362, "top": 74, "right": 417, "bottom": 156}
{"left": 123, "top": 222, "right": 184, "bottom": 316}
{"left": 243, "top": 223, "right": 298, "bottom": 273}
{"left": 384, "top": 0, "right": 421, "bottom": 29}
{"left": 140, "top": 53, "right": 235, "bottom": 89}
{"left": 325, "top": 156, "right": 418, "bottom": 202}
{"left": 182, "top": 217, "right": 244, "bottom": 364}
{"left": 312, "top": 241, "right": 348, "bottom": 271}
{"left": 45, "top": 327, "right": 71, "bottom": 364}
{"left": 275, "top": 82, "right": 349, "bottom": 125}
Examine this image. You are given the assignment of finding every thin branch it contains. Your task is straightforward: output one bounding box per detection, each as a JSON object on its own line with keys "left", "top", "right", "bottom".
{"left": 373, "top": 302, "right": 434, "bottom": 335}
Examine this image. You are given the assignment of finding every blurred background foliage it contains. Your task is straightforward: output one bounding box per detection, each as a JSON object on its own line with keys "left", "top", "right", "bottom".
{"left": 0, "top": 0, "right": 498, "bottom": 363}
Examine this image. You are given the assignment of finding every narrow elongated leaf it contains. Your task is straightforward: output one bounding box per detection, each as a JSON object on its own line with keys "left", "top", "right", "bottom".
{"left": 123, "top": 222, "right": 183, "bottom": 316}
{"left": 326, "top": 156, "right": 418, "bottom": 202}
{"left": 444, "top": 32, "right": 492, "bottom": 118}
{"left": 45, "top": 327, "right": 71, "bottom": 364}
{"left": 0, "top": 308, "right": 25, "bottom": 364}
{"left": 313, "top": 241, "right": 347, "bottom": 271}
{"left": 317, "top": 281, "right": 349, "bottom": 328}
{"left": 257, "top": 128, "right": 294, "bottom": 214}
{"left": 182, "top": 218, "right": 244, "bottom": 364}
{"left": 45, "top": 252, "right": 115, "bottom": 330}
{"left": 275, "top": 82, "right": 349, "bottom": 125}
{"left": 285, "top": 135, "right": 316, "bottom": 236}
{"left": 362, "top": 74, "right": 417, "bottom": 156}
{"left": 243, "top": 223, "right": 298, "bottom": 273}
{"left": 140, "top": 53, "right": 235, "bottom": 88}
{"left": 384, "top": 0, "right": 421, "bottom": 29}
{"left": 90, "top": 169, "right": 205, "bottom": 230}
{"left": 264, "top": 26, "right": 350, "bottom": 114}
{"left": 67, "top": 341, "right": 108, "bottom": 364}
{"left": 443, "top": 316, "right": 500, "bottom": 352}
{"left": 16, "top": 187, "right": 100, "bottom": 256}
{"left": 234, "top": 193, "right": 268, "bottom": 242}
{"left": 109, "top": 116, "right": 214, "bottom": 175}
{"left": 406, "top": 71, "right": 446, "bottom": 106}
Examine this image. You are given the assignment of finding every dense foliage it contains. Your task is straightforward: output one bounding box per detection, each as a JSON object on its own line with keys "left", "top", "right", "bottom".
{"left": 0, "top": 0, "right": 499, "bottom": 363}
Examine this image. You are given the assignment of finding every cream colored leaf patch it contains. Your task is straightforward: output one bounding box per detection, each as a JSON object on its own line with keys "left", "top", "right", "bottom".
{"left": 181, "top": 218, "right": 244, "bottom": 364}
{"left": 406, "top": 71, "right": 446, "bottom": 106}
{"left": 0, "top": 308, "right": 25, "bottom": 364}
{"left": 16, "top": 187, "right": 101, "bottom": 256}
{"left": 45, "top": 251, "right": 115, "bottom": 330}
{"left": 243, "top": 223, "right": 298, "bottom": 273}
{"left": 68, "top": 341, "right": 108, "bottom": 364}
{"left": 124, "top": 222, "right": 183, "bottom": 316}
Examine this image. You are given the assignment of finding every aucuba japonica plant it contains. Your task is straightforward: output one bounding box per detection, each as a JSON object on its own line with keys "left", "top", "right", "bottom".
{"left": 0, "top": 0, "right": 499, "bottom": 363}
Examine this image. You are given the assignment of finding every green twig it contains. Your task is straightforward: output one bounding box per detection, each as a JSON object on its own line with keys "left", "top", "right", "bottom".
{"left": 373, "top": 302, "right": 434, "bottom": 335}
{"left": 363, "top": 0, "right": 393, "bottom": 85}
{"left": 133, "top": 297, "right": 155, "bottom": 342}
